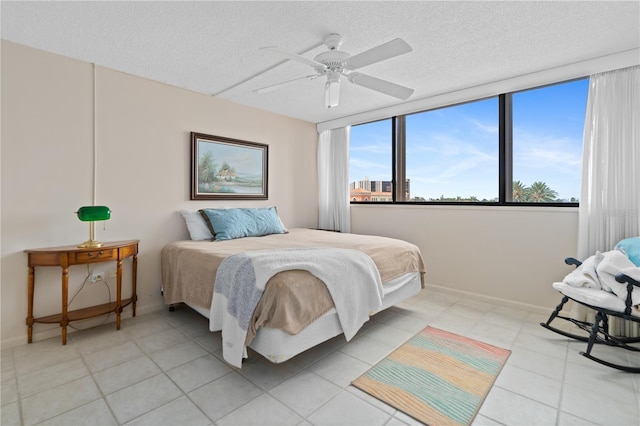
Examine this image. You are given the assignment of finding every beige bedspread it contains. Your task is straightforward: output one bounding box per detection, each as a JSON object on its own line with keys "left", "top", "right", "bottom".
{"left": 161, "top": 228, "right": 426, "bottom": 342}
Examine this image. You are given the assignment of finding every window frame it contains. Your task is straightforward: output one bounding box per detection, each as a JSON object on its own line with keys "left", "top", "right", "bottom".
{"left": 349, "top": 78, "right": 586, "bottom": 207}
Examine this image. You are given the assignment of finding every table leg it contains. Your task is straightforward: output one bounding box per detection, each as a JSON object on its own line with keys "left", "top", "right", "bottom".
{"left": 116, "top": 259, "right": 122, "bottom": 329}
{"left": 61, "top": 266, "right": 69, "bottom": 345}
{"left": 27, "top": 266, "right": 35, "bottom": 343}
{"left": 132, "top": 253, "right": 137, "bottom": 317}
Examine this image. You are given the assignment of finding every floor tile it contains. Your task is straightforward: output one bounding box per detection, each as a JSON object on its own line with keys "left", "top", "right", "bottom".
{"left": 1, "top": 348, "right": 15, "bottom": 375}
{"left": 20, "top": 376, "right": 101, "bottom": 426}
{"left": 135, "top": 327, "right": 189, "bottom": 354}
{"left": 124, "top": 395, "right": 211, "bottom": 426}
{"left": 121, "top": 313, "right": 171, "bottom": 340}
{"left": 561, "top": 382, "right": 639, "bottom": 425}
{"left": 188, "top": 372, "right": 263, "bottom": 421}
{"left": 17, "top": 357, "right": 88, "bottom": 398}
{"left": 1, "top": 401, "right": 21, "bottom": 426}
{"left": 70, "top": 323, "right": 132, "bottom": 355}
{"left": 13, "top": 342, "right": 80, "bottom": 377}
{"left": 363, "top": 323, "right": 413, "bottom": 347}
{"left": 166, "top": 354, "right": 232, "bottom": 393}
{"left": 310, "top": 351, "right": 370, "bottom": 388}
{"left": 307, "top": 390, "right": 391, "bottom": 425}
{"left": 83, "top": 341, "right": 145, "bottom": 373}
{"left": 556, "top": 410, "right": 598, "bottom": 425}
{"left": 347, "top": 386, "right": 396, "bottom": 415}
{"left": 493, "top": 364, "right": 562, "bottom": 407}
{"left": 467, "top": 322, "right": 520, "bottom": 349}
{"left": 149, "top": 340, "right": 207, "bottom": 371}
{"left": 513, "top": 329, "right": 569, "bottom": 360}
{"left": 478, "top": 386, "right": 557, "bottom": 426}
{"left": 93, "top": 355, "right": 160, "bottom": 395}
{"left": 339, "top": 334, "right": 396, "bottom": 365}
{"left": 505, "top": 345, "right": 566, "bottom": 380}
{"left": 471, "top": 413, "right": 503, "bottom": 425}
{"left": 238, "top": 357, "right": 298, "bottom": 390}
{"left": 269, "top": 371, "right": 341, "bottom": 417}
{"left": 217, "top": 393, "right": 302, "bottom": 425}
{"left": 193, "top": 331, "right": 223, "bottom": 353}
{"left": 383, "top": 313, "right": 429, "bottom": 334}
{"left": 37, "top": 398, "right": 118, "bottom": 426}
{"left": 105, "top": 374, "right": 182, "bottom": 424}
{"left": 2, "top": 376, "right": 18, "bottom": 406}
{"left": 279, "top": 335, "right": 345, "bottom": 372}
{"left": 427, "top": 311, "right": 479, "bottom": 336}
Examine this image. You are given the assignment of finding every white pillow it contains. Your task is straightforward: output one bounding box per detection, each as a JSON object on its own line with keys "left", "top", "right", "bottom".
{"left": 179, "top": 210, "right": 213, "bottom": 240}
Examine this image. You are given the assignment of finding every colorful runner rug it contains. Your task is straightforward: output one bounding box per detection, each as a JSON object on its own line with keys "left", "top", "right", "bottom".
{"left": 352, "top": 326, "right": 510, "bottom": 425}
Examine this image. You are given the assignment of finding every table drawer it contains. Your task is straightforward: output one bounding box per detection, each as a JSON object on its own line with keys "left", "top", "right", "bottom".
{"left": 73, "top": 248, "right": 116, "bottom": 263}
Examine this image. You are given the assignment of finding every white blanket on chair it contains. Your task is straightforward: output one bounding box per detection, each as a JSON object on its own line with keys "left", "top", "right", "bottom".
{"left": 563, "top": 250, "right": 640, "bottom": 306}
{"left": 210, "top": 247, "right": 383, "bottom": 368}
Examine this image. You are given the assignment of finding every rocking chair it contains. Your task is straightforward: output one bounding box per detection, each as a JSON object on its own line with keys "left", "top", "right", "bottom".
{"left": 541, "top": 257, "right": 640, "bottom": 373}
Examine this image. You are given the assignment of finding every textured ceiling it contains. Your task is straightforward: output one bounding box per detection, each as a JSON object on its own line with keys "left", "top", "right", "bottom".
{"left": 2, "top": 1, "right": 639, "bottom": 124}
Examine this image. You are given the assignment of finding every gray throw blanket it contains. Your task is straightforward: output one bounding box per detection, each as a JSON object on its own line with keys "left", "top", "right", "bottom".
{"left": 209, "top": 247, "right": 383, "bottom": 367}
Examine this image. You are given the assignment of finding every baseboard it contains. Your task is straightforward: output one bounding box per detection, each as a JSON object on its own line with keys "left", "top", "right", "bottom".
{"left": 424, "top": 283, "right": 566, "bottom": 317}
{"left": 1, "top": 302, "right": 167, "bottom": 349}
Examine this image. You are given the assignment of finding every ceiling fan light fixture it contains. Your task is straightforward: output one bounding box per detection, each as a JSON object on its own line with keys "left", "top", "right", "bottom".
{"left": 325, "top": 72, "right": 341, "bottom": 108}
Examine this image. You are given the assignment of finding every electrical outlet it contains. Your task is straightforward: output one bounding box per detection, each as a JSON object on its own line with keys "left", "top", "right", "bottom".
{"left": 90, "top": 272, "right": 105, "bottom": 283}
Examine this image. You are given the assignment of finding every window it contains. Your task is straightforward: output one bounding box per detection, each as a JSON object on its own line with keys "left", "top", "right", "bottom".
{"left": 349, "top": 78, "right": 587, "bottom": 205}
{"left": 349, "top": 119, "right": 393, "bottom": 202}
{"left": 405, "top": 98, "right": 499, "bottom": 202}
{"left": 512, "top": 79, "right": 588, "bottom": 203}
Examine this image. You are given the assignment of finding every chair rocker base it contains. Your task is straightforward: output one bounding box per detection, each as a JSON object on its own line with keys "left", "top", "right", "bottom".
{"left": 580, "top": 310, "right": 640, "bottom": 373}
{"left": 580, "top": 351, "right": 640, "bottom": 373}
{"left": 541, "top": 296, "right": 640, "bottom": 373}
{"left": 539, "top": 295, "right": 592, "bottom": 342}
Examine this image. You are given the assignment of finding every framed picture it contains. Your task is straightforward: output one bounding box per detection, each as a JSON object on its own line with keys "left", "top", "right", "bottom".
{"left": 190, "top": 132, "right": 268, "bottom": 200}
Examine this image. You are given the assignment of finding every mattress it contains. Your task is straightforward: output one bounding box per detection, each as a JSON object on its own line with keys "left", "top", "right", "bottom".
{"left": 187, "top": 271, "right": 422, "bottom": 363}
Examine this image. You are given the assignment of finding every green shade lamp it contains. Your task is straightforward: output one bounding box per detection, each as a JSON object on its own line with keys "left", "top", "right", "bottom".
{"left": 76, "top": 206, "right": 111, "bottom": 248}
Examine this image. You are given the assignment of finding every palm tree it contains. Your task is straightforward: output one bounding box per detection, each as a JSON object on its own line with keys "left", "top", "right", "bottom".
{"left": 512, "top": 180, "right": 528, "bottom": 202}
{"left": 528, "top": 181, "right": 558, "bottom": 202}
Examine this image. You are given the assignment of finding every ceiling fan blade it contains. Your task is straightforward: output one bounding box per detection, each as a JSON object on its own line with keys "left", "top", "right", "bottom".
{"left": 261, "top": 46, "right": 325, "bottom": 68}
{"left": 347, "top": 72, "right": 414, "bottom": 100}
{"left": 253, "top": 74, "right": 320, "bottom": 94}
{"left": 345, "top": 38, "right": 412, "bottom": 70}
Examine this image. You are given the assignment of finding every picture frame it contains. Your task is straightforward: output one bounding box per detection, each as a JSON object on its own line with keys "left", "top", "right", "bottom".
{"left": 190, "top": 132, "right": 268, "bottom": 200}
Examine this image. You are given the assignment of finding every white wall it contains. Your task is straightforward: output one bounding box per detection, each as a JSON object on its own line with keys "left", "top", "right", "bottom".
{"left": 351, "top": 204, "right": 578, "bottom": 310}
{"left": 1, "top": 41, "right": 319, "bottom": 347}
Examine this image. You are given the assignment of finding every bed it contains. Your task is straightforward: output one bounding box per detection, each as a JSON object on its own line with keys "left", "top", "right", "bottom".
{"left": 161, "top": 213, "right": 426, "bottom": 367}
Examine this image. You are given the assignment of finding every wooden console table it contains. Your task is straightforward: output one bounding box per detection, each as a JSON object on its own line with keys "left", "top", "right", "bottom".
{"left": 24, "top": 240, "right": 139, "bottom": 344}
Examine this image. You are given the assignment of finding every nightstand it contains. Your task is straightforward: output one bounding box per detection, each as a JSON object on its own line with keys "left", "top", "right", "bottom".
{"left": 24, "top": 240, "right": 139, "bottom": 344}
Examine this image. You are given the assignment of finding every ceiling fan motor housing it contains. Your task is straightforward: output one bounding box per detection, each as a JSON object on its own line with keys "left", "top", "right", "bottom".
{"left": 313, "top": 50, "right": 350, "bottom": 73}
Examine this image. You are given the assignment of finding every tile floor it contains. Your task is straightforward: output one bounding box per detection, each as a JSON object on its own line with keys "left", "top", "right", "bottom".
{"left": 2, "top": 288, "right": 639, "bottom": 426}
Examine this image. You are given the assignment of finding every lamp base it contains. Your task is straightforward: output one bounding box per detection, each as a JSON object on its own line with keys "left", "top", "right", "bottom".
{"left": 78, "top": 240, "right": 103, "bottom": 249}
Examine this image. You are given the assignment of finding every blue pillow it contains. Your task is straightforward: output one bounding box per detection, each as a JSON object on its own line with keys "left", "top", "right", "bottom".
{"left": 615, "top": 237, "right": 640, "bottom": 267}
{"left": 199, "top": 207, "right": 287, "bottom": 241}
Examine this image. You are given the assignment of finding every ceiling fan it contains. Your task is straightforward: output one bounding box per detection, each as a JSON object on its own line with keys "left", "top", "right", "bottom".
{"left": 254, "top": 33, "right": 414, "bottom": 109}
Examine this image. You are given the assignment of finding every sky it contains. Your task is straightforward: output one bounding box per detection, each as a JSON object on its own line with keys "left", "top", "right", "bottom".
{"left": 349, "top": 78, "right": 589, "bottom": 201}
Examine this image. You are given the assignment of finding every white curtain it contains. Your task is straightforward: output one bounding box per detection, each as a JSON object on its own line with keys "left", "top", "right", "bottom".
{"left": 318, "top": 127, "right": 351, "bottom": 233}
{"left": 575, "top": 65, "right": 640, "bottom": 336}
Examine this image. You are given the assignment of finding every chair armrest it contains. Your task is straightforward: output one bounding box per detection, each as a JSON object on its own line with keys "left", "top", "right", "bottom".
{"left": 565, "top": 257, "right": 582, "bottom": 268}
{"left": 615, "top": 272, "right": 640, "bottom": 315}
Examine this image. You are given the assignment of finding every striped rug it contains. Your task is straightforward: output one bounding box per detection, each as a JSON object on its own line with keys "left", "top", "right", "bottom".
{"left": 352, "top": 327, "right": 510, "bottom": 425}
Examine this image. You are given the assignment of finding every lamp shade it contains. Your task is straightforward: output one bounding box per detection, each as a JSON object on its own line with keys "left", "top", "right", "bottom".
{"left": 77, "top": 206, "right": 111, "bottom": 222}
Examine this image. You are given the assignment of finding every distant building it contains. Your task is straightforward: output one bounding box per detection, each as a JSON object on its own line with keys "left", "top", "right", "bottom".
{"left": 350, "top": 177, "right": 410, "bottom": 201}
